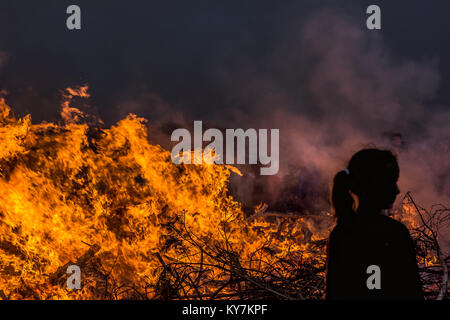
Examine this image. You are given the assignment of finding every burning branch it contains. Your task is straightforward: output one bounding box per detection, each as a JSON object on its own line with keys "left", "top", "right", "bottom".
{"left": 49, "top": 243, "right": 101, "bottom": 285}
{"left": 402, "top": 192, "right": 449, "bottom": 300}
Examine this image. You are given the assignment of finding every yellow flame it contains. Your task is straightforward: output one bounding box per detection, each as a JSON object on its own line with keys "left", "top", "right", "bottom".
{"left": 0, "top": 89, "right": 326, "bottom": 299}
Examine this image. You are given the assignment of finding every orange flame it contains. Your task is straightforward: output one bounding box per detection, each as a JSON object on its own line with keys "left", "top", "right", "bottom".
{"left": 0, "top": 88, "right": 332, "bottom": 299}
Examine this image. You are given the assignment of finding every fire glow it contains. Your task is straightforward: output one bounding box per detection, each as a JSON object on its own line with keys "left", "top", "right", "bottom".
{"left": 0, "top": 87, "right": 331, "bottom": 299}
{"left": 0, "top": 87, "right": 445, "bottom": 300}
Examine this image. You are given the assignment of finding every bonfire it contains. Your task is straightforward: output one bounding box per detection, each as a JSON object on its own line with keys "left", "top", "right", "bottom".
{"left": 0, "top": 87, "right": 447, "bottom": 300}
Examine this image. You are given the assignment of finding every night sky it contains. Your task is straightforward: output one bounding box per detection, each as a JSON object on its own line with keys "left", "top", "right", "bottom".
{"left": 1, "top": 0, "right": 449, "bottom": 123}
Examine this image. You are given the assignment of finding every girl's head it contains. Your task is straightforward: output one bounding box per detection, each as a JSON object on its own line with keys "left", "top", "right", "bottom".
{"left": 332, "top": 148, "right": 400, "bottom": 225}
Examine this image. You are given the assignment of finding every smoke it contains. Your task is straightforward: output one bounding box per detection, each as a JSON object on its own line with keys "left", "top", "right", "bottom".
{"left": 206, "top": 9, "right": 449, "bottom": 214}
{"left": 0, "top": 50, "right": 8, "bottom": 97}
{"left": 111, "top": 89, "right": 190, "bottom": 151}
{"left": 107, "top": 9, "right": 449, "bottom": 216}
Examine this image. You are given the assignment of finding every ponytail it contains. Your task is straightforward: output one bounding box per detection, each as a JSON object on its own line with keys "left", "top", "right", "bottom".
{"left": 331, "top": 170, "right": 356, "bottom": 227}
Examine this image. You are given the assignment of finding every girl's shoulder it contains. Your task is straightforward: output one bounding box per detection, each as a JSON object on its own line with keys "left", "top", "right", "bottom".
{"left": 377, "top": 214, "right": 410, "bottom": 234}
{"left": 329, "top": 214, "right": 411, "bottom": 239}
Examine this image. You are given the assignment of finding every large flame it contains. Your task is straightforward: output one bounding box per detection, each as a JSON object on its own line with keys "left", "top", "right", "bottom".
{"left": 0, "top": 87, "right": 329, "bottom": 299}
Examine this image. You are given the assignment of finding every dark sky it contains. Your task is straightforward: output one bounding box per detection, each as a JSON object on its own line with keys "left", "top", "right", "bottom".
{"left": 0, "top": 0, "right": 449, "bottom": 123}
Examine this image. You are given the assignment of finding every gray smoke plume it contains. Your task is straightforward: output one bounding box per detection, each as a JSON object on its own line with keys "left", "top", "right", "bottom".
{"left": 110, "top": 9, "right": 449, "bottom": 218}
{"left": 207, "top": 9, "right": 449, "bottom": 215}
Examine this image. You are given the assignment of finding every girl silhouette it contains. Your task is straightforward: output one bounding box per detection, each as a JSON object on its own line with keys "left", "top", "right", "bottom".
{"left": 326, "top": 148, "right": 423, "bottom": 299}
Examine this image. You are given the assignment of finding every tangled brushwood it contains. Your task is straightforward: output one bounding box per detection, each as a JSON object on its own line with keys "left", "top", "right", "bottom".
{"left": 0, "top": 89, "right": 448, "bottom": 300}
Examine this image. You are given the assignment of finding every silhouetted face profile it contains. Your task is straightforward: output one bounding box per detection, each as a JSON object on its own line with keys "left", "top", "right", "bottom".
{"left": 347, "top": 149, "right": 400, "bottom": 212}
